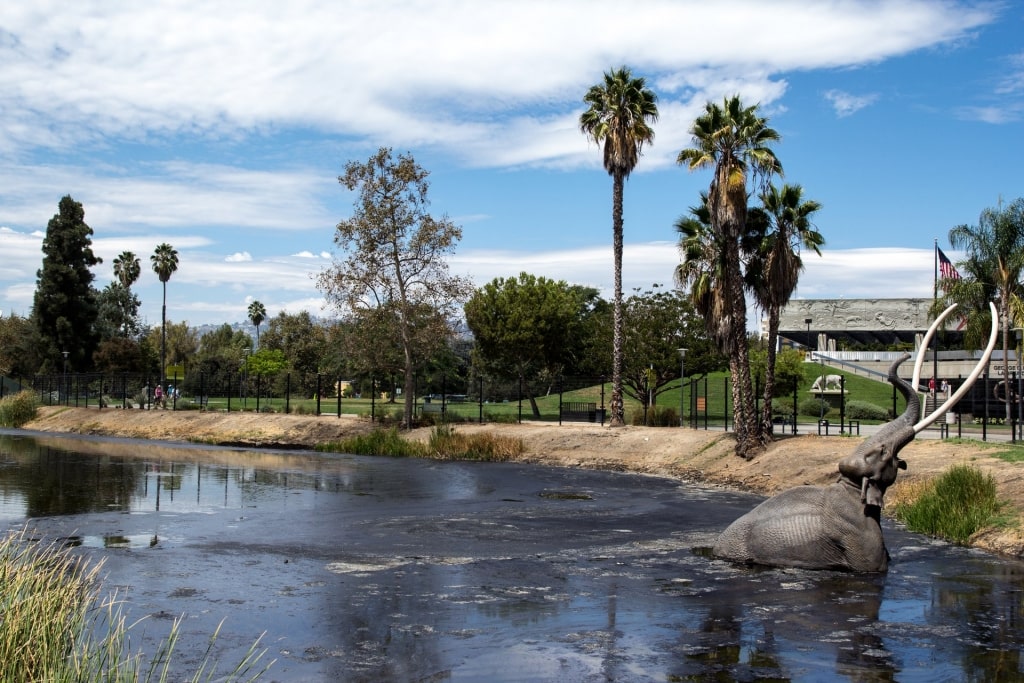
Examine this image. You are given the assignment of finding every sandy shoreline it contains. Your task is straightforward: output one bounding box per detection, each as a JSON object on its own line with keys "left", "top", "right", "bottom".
{"left": 15, "top": 405, "right": 1024, "bottom": 558}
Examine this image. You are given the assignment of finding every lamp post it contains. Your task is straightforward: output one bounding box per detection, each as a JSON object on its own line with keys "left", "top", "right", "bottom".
{"left": 62, "top": 350, "right": 69, "bottom": 406}
{"left": 678, "top": 348, "right": 687, "bottom": 428}
{"left": 243, "top": 348, "right": 252, "bottom": 410}
{"left": 1015, "top": 328, "right": 1023, "bottom": 443}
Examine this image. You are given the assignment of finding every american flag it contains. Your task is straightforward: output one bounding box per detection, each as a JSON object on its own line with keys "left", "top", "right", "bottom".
{"left": 938, "top": 246, "right": 961, "bottom": 281}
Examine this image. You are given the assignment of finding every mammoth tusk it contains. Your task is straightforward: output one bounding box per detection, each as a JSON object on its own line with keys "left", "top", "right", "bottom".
{"left": 912, "top": 300, "right": 999, "bottom": 434}
{"left": 912, "top": 303, "right": 960, "bottom": 401}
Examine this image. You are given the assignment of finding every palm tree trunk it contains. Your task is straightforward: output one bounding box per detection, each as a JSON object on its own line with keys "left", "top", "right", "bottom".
{"left": 610, "top": 172, "right": 626, "bottom": 426}
{"left": 761, "top": 310, "right": 781, "bottom": 435}
{"left": 160, "top": 282, "right": 167, "bottom": 394}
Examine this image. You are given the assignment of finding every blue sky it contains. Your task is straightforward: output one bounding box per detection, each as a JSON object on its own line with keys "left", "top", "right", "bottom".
{"left": 0, "top": 1, "right": 1021, "bottom": 329}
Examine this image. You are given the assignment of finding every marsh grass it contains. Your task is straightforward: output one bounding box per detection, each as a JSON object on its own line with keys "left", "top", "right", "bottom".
{"left": 317, "top": 425, "right": 525, "bottom": 461}
{"left": 890, "top": 465, "right": 1005, "bottom": 544}
{"left": 317, "top": 427, "right": 427, "bottom": 457}
{"left": 0, "top": 527, "right": 272, "bottom": 682}
{"left": 428, "top": 424, "right": 525, "bottom": 461}
{"left": 0, "top": 390, "right": 38, "bottom": 427}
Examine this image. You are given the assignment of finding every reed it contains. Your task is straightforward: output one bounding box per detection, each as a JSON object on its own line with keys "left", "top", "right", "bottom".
{"left": 0, "top": 527, "right": 271, "bottom": 681}
{"left": 427, "top": 424, "right": 525, "bottom": 461}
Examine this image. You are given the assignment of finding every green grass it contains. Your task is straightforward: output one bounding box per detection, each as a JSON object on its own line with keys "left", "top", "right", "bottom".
{"left": 890, "top": 465, "right": 1006, "bottom": 544}
{"left": 0, "top": 526, "right": 272, "bottom": 681}
{"left": 939, "top": 438, "right": 1024, "bottom": 463}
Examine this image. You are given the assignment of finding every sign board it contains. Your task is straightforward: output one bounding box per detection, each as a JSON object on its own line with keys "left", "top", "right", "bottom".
{"left": 165, "top": 365, "right": 185, "bottom": 380}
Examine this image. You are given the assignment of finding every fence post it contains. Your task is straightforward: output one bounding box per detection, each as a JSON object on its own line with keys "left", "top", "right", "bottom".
{"left": 518, "top": 376, "right": 523, "bottom": 424}
{"left": 285, "top": 373, "right": 291, "bottom": 414}
{"left": 371, "top": 376, "right": 376, "bottom": 422}
{"left": 336, "top": 376, "right": 341, "bottom": 418}
{"left": 316, "top": 375, "right": 322, "bottom": 416}
{"left": 600, "top": 377, "right": 606, "bottom": 426}
{"left": 478, "top": 377, "right": 483, "bottom": 424}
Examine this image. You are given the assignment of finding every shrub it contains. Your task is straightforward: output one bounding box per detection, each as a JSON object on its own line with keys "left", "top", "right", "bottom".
{"left": 798, "top": 397, "right": 831, "bottom": 418}
{"left": 0, "top": 390, "right": 38, "bottom": 427}
{"left": 630, "top": 406, "right": 679, "bottom": 427}
{"left": 845, "top": 400, "right": 890, "bottom": 421}
{"left": 890, "top": 465, "right": 1004, "bottom": 544}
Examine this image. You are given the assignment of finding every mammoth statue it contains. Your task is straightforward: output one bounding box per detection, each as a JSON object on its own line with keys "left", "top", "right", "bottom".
{"left": 713, "top": 303, "right": 998, "bottom": 572}
{"left": 811, "top": 374, "right": 844, "bottom": 391}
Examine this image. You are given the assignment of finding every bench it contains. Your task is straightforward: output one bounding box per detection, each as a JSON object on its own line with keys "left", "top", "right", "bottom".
{"left": 561, "top": 401, "right": 599, "bottom": 423}
{"left": 422, "top": 402, "right": 444, "bottom": 415}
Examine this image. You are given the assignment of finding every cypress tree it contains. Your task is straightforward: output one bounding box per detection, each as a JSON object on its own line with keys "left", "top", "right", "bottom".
{"left": 31, "top": 195, "right": 102, "bottom": 373}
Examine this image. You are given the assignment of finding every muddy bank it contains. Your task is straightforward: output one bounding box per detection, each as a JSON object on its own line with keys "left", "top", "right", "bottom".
{"left": 19, "top": 405, "right": 1024, "bottom": 557}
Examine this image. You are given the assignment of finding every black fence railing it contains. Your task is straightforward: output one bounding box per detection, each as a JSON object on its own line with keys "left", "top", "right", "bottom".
{"left": 4, "top": 369, "right": 1019, "bottom": 441}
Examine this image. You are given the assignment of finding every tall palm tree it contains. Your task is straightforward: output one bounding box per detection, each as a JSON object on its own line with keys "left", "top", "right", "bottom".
{"left": 677, "top": 96, "right": 782, "bottom": 458}
{"left": 748, "top": 184, "right": 823, "bottom": 433}
{"left": 939, "top": 198, "right": 1024, "bottom": 423}
{"left": 113, "top": 251, "right": 141, "bottom": 290}
{"left": 248, "top": 300, "right": 267, "bottom": 348}
{"left": 579, "top": 66, "right": 658, "bottom": 426}
{"left": 150, "top": 243, "right": 179, "bottom": 392}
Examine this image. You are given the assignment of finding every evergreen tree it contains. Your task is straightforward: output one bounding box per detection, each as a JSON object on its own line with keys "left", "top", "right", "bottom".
{"left": 31, "top": 196, "right": 102, "bottom": 372}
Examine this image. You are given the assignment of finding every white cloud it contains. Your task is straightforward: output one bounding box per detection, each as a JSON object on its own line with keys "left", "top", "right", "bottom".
{"left": 225, "top": 252, "right": 253, "bottom": 263}
{"left": 824, "top": 89, "right": 879, "bottom": 117}
{"left": 0, "top": 2, "right": 995, "bottom": 166}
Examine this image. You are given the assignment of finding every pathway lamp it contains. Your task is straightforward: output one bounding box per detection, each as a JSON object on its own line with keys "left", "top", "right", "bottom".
{"left": 678, "top": 348, "right": 687, "bottom": 428}
{"left": 62, "top": 350, "right": 69, "bottom": 406}
{"left": 243, "top": 348, "right": 252, "bottom": 410}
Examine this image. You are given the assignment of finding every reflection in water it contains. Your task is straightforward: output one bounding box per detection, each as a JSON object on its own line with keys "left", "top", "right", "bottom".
{"left": 2, "top": 432, "right": 1024, "bottom": 681}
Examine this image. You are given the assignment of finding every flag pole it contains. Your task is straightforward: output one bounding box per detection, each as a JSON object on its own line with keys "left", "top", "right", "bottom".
{"left": 932, "top": 239, "right": 939, "bottom": 402}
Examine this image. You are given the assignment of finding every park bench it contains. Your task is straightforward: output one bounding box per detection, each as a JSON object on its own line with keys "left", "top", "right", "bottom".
{"left": 560, "top": 401, "right": 599, "bottom": 423}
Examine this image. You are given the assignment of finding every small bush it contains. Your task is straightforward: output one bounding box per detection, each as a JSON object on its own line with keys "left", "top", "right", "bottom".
{"left": 0, "top": 390, "right": 38, "bottom": 427}
{"left": 846, "top": 400, "right": 890, "bottom": 421}
{"left": 630, "top": 406, "right": 679, "bottom": 427}
{"left": 890, "top": 465, "right": 1004, "bottom": 544}
{"left": 798, "top": 397, "right": 832, "bottom": 418}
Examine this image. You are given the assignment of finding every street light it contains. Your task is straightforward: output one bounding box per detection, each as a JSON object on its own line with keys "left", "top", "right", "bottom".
{"left": 1015, "top": 328, "right": 1023, "bottom": 443}
{"left": 678, "top": 348, "right": 687, "bottom": 428}
{"left": 62, "top": 350, "right": 69, "bottom": 406}
{"left": 243, "top": 347, "right": 252, "bottom": 409}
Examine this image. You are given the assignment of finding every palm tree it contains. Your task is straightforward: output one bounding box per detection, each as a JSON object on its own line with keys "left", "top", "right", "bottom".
{"left": 579, "top": 66, "right": 658, "bottom": 426}
{"left": 677, "top": 96, "right": 782, "bottom": 458}
{"left": 150, "top": 243, "right": 179, "bottom": 393}
{"left": 113, "top": 251, "right": 141, "bottom": 290}
{"left": 748, "top": 184, "right": 823, "bottom": 434}
{"left": 248, "top": 300, "right": 267, "bottom": 348}
{"left": 939, "top": 198, "right": 1024, "bottom": 424}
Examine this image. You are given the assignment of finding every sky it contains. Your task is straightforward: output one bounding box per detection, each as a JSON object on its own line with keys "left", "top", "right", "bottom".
{"left": 0, "top": 1, "right": 1022, "bottom": 333}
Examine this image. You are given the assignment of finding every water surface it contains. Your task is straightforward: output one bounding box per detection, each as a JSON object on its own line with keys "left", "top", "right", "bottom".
{"left": 1, "top": 431, "right": 1022, "bottom": 681}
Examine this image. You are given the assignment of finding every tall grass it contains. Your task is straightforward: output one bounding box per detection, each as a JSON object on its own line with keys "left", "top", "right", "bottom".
{"left": 428, "top": 424, "right": 525, "bottom": 461}
{"left": 318, "top": 425, "right": 525, "bottom": 461}
{"left": 0, "top": 527, "right": 271, "bottom": 681}
{"left": 890, "top": 465, "right": 1005, "bottom": 544}
{"left": 0, "top": 390, "right": 38, "bottom": 427}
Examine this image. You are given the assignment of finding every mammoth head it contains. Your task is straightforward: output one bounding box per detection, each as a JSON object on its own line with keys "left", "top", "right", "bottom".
{"left": 838, "top": 354, "right": 914, "bottom": 507}
{"left": 838, "top": 301, "right": 999, "bottom": 508}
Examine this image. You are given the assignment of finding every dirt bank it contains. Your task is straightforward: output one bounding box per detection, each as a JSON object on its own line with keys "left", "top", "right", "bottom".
{"left": 18, "top": 405, "right": 1024, "bottom": 558}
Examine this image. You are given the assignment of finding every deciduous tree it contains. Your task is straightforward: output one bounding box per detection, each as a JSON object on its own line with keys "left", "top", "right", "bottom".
{"left": 317, "top": 148, "right": 473, "bottom": 425}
